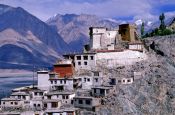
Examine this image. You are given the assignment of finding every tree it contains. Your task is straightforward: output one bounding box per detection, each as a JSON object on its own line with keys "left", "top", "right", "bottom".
{"left": 141, "top": 22, "right": 144, "bottom": 37}
{"left": 159, "top": 13, "right": 166, "bottom": 32}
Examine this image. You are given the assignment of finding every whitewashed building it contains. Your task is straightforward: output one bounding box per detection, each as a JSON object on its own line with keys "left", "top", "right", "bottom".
{"left": 74, "top": 53, "right": 96, "bottom": 71}
{"left": 37, "top": 70, "right": 50, "bottom": 90}
{"left": 89, "top": 27, "right": 120, "bottom": 50}
{"left": 44, "top": 91, "right": 75, "bottom": 104}
{"left": 73, "top": 96, "right": 101, "bottom": 111}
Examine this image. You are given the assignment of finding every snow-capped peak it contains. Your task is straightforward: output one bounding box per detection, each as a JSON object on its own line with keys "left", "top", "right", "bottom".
{"left": 135, "top": 19, "right": 143, "bottom": 25}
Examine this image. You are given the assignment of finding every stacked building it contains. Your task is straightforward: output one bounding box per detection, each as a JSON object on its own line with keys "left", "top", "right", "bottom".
{"left": 0, "top": 24, "right": 146, "bottom": 115}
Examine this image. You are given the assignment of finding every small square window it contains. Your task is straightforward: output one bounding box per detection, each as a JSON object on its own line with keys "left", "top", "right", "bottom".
{"left": 14, "top": 102, "right": 18, "bottom": 105}
{"left": 87, "top": 78, "right": 90, "bottom": 82}
{"left": 83, "top": 56, "right": 88, "bottom": 60}
{"left": 118, "top": 80, "right": 121, "bottom": 83}
{"left": 78, "top": 62, "right": 81, "bottom": 65}
{"left": 86, "top": 100, "right": 91, "bottom": 105}
{"left": 84, "top": 62, "right": 87, "bottom": 65}
{"left": 127, "top": 79, "right": 131, "bottom": 82}
{"left": 84, "top": 78, "right": 86, "bottom": 82}
{"left": 95, "top": 78, "right": 98, "bottom": 82}
{"left": 54, "top": 81, "right": 57, "bottom": 84}
{"left": 90, "top": 56, "right": 94, "bottom": 60}
{"left": 94, "top": 72, "right": 99, "bottom": 76}
{"left": 51, "top": 81, "right": 53, "bottom": 84}
{"left": 79, "top": 100, "right": 83, "bottom": 104}
{"left": 77, "top": 56, "right": 81, "bottom": 60}
{"left": 34, "top": 92, "right": 37, "bottom": 96}
{"left": 11, "top": 102, "right": 13, "bottom": 105}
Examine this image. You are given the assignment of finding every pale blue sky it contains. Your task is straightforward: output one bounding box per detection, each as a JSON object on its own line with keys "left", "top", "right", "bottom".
{"left": 0, "top": 0, "right": 175, "bottom": 22}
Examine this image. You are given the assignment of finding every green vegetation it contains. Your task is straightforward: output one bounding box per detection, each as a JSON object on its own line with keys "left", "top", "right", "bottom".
{"left": 142, "top": 13, "right": 174, "bottom": 38}
{"left": 141, "top": 22, "right": 144, "bottom": 38}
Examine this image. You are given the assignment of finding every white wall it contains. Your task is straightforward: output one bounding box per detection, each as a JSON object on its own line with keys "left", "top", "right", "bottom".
{"left": 74, "top": 54, "right": 96, "bottom": 71}
{"left": 1, "top": 100, "right": 24, "bottom": 108}
{"left": 50, "top": 79, "right": 74, "bottom": 90}
{"left": 129, "top": 44, "right": 143, "bottom": 50}
{"left": 96, "top": 50, "right": 147, "bottom": 66}
{"left": 37, "top": 71, "right": 50, "bottom": 90}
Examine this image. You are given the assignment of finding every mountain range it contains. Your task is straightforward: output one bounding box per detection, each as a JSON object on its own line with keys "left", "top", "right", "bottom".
{"left": 0, "top": 4, "right": 119, "bottom": 70}
{"left": 46, "top": 14, "right": 119, "bottom": 51}
{"left": 0, "top": 4, "right": 71, "bottom": 70}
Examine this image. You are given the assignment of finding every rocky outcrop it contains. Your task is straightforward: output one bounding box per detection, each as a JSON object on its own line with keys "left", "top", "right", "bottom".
{"left": 96, "top": 35, "right": 175, "bottom": 115}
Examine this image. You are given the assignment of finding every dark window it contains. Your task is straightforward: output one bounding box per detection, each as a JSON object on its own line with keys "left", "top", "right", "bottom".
{"left": 34, "top": 104, "right": 36, "bottom": 107}
{"left": 11, "top": 102, "right": 13, "bottom": 105}
{"left": 54, "top": 81, "right": 57, "bottom": 84}
{"left": 48, "top": 96, "right": 51, "bottom": 99}
{"left": 86, "top": 100, "right": 91, "bottom": 105}
{"left": 94, "top": 72, "right": 99, "bottom": 76}
{"left": 78, "top": 62, "right": 81, "bottom": 65}
{"left": 77, "top": 56, "right": 81, "bottom": 60}
{"left": 87, "top": 78, "right": 90, "bottom": 82}
{"left": 84, "top": 62, "right": 87, "bottom": 65}
{"left": 66, "top": 95, "right": 69, "bottom": 99}
{"left": 39, "top": 92, "right": 43, "bottom": 96}
{"left": 63, "top": 95, "right": 65, "bottom": 99}
{"left": 51, "top": 81, "right": 53, "bottom": 84}
{"left": 51, "top": 102, "right": 58, "bottom": 108}
{"left": 118, "top": 80, "right": 121, "bottom": 83}
{"left": 18, "top": 96, "right": 20, "bottom": 99}
{"left": 95, "top": 78, "right": 98, "bottom": 82}
{"left": 14, "top": 102, "right": 18, "bottom": 105}
{"left": 3, "top": 102, "right": 5, "bottom": 104}
{"left": 60, "top": 80, "right": 62, "bottom": 84}
{"left": 127, "top": 79, "right": 131, "bottom": 82}
{"left": 100, "top": 89, "right": 105, "bottom": 94}
{"left": 23, "top": 96, "right": 26, "bottom": 99}
{"left": 84, "top": 78, "right": 86, "bottom": 82}
{"left": 94, "top": 89, "right": 96, "bottom": 93}
{"left": 83, "top": 56, "right": 88, "bottom": 60}
{"left": 90, "top": 56, "right": 94, "bottom": 60}
{"left": 79, "top": 100, "right": 83, "bottom": 104}
{"left": 38, "top": 104, "right": 40, "bottom": 107}
{"left": 64, "top": 80, "right": 66, "bottom": 84}
{"left": 123, "top": 80, "right": 125, "bottom": 82}
{"left": 79, "top": 78, "right": 82, "bottom": 81}
{"left": 34, "top": 92, "right": 37, "bottom": 96}
{"left": 44, "top": 104, "right": 47, "bottom": 108}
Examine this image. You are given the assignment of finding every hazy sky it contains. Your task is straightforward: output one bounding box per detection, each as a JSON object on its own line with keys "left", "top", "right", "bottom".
{"left": 0, "top": 0, "right": 175, "bottom": 22}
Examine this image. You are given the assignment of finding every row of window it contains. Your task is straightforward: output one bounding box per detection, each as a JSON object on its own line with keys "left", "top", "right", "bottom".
{"left": 78, "top": 61, "right": 87, "bottom": 65}
{"left": 118, "top": 79, "right": 131, "bottom": 83}
{"left": 75, "top": 99, "right": 91, "bottom": 105}
{"left": 3, "top": 101, "right": 18, "bottom": 105}
{"left": 76, "top": 55, "right": 94, "bottom": 60}
{"left": 34, "top": 92, "right": 43, "bottom": 96}
{"left": 47, "top": 95, "right": 69, "bottom": 99}
{"left": 51, "top": 80, "right": 67, "bottom": 84}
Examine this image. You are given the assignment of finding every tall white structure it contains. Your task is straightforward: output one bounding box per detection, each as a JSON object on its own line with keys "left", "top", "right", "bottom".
{"left": 37, "top": 70, "right": 50, "bottom": 90}
{"left": 89, "top": 27, "right": 119, "bottom": 50}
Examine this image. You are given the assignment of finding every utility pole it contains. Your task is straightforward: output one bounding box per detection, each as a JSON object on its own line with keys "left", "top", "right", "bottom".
{"left": 33, "top": 65, "right": 35, "bottom": 89}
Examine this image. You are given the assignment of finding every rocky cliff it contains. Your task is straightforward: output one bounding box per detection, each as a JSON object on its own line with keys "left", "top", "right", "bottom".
{"left": 96, "top": 35, "right": 175, "bottom": 115}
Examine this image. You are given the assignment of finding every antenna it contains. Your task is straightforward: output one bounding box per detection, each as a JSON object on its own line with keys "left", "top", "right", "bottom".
{"left": 33, "top": 64, "right": 35, "bottom": 89}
